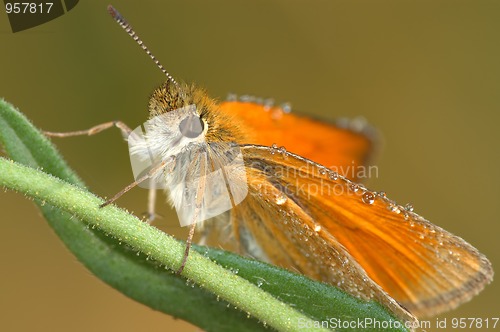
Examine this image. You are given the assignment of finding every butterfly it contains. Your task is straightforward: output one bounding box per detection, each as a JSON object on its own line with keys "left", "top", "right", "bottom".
{"left": 45, "top": 5, "right": 493, "bottom": 324}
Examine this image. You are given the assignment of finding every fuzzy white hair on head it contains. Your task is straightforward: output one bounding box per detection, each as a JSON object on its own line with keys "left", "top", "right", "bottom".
{"left": 126, "top": 105, "right": 248, "bottom": 227}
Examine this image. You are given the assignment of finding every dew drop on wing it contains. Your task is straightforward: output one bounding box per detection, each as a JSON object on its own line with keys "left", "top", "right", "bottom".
{"left": 329, "top": 171, "right": 339, "bottom": 180}
{"left": 349, "top": 183, "right": 360, "bottom": 192}
{"left": 275, "top": 193, "right": 287, "bottom": 205}
{"left": 362, "top": 192, "right": 375, "bottom": 205}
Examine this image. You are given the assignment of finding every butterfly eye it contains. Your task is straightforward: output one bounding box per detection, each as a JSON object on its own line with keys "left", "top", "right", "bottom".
{"left": 179, "top": 115, "right": 204, "bottom": 138}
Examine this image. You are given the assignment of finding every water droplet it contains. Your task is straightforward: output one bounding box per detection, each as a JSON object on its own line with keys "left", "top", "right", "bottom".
{"left": 281, "top": 102, "right": 292, "bottom": 113}
{"left": 329, "top": 171, "right": 339, "bottom": 180}
{"left": 263, "top": 98, "right": 274, "bottom": 110}
{"left": 270, "top": 143, "right": 278, "bottom": 154}
{"left": 378, "top": 191, "right": 387, "bottom": 198}
{"left": 349, "top": 183, "right": 360, "bottom": 192}
{"left": 319, "top": 168, "right": 326, "bottom": 175}
{"left": 239, "top": 94, "right": 253, "bottom": 102}
{"left": 278, "top": 146, "right": 287, "bottom": 158}
{"left": 314, "top": 225, "right": 322, "bottom": 232}
{"left": 404, "top": 203, "right": 414, "bottom": 212}
{"left": 226, "top": 93, "right": 237, "bottom": 101}
{"left": 275, "top": 194, "right": 287, "bottom": 205}
{"left": 389, "top": 205, "right": 401, "bottom": 214}
{"left": 256, "top": 280, "right": 263, "bottom": 287}
{"left": 362, "top": 192, "right": 375, "bottom": 205}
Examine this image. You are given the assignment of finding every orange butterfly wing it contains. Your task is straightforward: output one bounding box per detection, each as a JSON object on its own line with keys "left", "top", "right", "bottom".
{"left": 225, "top": 145, "right": 492, "bottom": 319}
{"left": 213, "top": 101, "right": 491, "bottom": 318}
{"left": 219, "top": 101, "right": 377, "bottom": 181}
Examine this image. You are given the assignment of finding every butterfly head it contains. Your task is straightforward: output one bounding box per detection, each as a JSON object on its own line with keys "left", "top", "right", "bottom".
{"left": 147, "top": 81, "right": 246, "bottom": 150}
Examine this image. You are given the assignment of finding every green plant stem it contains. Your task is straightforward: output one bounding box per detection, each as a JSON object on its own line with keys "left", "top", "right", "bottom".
{"left": 0, "top": 157, "right": 328, "bottom": 332}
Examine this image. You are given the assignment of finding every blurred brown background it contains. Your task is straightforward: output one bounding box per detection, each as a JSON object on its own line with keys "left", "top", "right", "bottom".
{"left": 1, "top": 1, "right": 498, "bottom": 331}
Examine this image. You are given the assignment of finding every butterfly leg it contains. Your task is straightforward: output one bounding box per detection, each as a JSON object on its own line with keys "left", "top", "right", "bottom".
{"left": 177, "top": 223, "right": 197, "bottom": 275}
{"left": 44, "top": 121, "right": 133, "bottom": 139}
{"left": 176, "top": 155, "right": 208, "bottom": 274}
{"left": 100, "top": 160, "right": 167, "bottom": 208}
{"left": 45, "top": 120, "right": 162, "bottom": 215}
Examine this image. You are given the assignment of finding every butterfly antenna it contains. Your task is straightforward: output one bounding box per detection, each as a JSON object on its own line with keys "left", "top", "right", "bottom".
{"left": 107, "top": 5, "right": 178, "bottom": 86}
